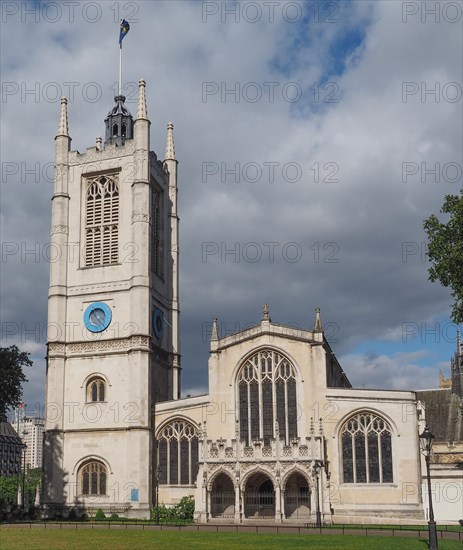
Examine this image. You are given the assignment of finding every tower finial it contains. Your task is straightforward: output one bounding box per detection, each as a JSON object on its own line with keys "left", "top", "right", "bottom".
{"left": 314, "top": 307, "right": 323, "bottom": 332}
{"left": 211, "top": 318, "right": 219, "bottom": 341}
{"left": 457, "top": 329, "right": 461, "bottom": 354}
{"left": 262, "top": 303, "right": 270, "bottom": 322}
{"left": 165, "top": 122, "right": 176, "bottom": 161}
{"left": 56, "top": 97, "right": 69, "bottom": 138}
{"left": 136, "top": 79, "right": 148, "bottom": 120}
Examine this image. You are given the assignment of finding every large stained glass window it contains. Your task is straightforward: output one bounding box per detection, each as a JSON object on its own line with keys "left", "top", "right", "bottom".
{"left": 341, "top": 412, "right": 393, "bottom": 484}
{"left": 157, "top": 420, "right": 199, "bottom": 486}
{"left": 238, "top": 349, "right": 298, "bottom": 446}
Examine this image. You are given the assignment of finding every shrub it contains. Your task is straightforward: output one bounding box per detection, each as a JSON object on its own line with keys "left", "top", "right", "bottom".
{"left": 95, "top": 508, "right": 106, "bottom": 520}
{"left": 110, "top": 513, "right": 119, "bottom": 520}
{"left": 175, "top": 496, "right": 195, "bottom": 520}
{"left": 151, "top": 502, "right": 175, "bottom": 521}
{"left": 151, "top": 496, "right": 194, "bottom": 522}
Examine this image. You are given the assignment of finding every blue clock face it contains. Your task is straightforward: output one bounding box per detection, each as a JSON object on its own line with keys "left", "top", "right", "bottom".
{"left": 152, "top": 308, "right": 164, "bottom": 340}
{"left": 84, "top": 302, "right": 112, "bottom": 333}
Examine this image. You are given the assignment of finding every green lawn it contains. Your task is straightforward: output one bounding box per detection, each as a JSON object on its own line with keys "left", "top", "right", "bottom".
{"left": 0, "top": 529, "right": 461, "bottom": 550}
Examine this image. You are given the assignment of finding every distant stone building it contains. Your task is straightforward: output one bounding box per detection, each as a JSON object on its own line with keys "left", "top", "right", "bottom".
{"left": 416, "top": 333, "right": 463, "bottom": 522}
{"left": 0, "top": 422, "right": 22, "bottom": 477}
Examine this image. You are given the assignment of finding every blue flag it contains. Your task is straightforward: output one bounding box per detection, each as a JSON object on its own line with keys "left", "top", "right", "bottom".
{"left": 119, "top": 19, "right": 130, "bottom": 44}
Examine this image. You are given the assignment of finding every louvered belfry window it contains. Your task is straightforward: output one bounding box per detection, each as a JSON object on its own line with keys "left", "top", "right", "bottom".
{"left": 85, "top": 175, "right": 119, "bottom": 267}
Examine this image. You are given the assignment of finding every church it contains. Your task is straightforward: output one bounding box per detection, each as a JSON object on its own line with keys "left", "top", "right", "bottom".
{"left": 43, "top": 80, "right": 429, "bottom": 524}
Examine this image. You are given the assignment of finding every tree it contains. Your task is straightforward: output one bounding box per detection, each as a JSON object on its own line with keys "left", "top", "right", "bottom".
{"left": 0, "top": 476, "right": 18, "bottom": 509}
{"left": 24, "top": 468, "right": 41, "bottom": 497}
{"left": 423, "top": 189, "right": 463, "bottom": 324}
{"left": 0, "top": 346, "right": 32, "bottom": 421}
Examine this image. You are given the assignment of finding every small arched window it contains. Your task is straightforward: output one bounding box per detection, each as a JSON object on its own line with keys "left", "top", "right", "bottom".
{"left": 86, "top": 377, "right": 106, "bottom": 402}
{"left": 157, "top": 419, "right": 199, "bottom": 486}
{"left": 340, "top": 412, "right": 393, "bottom": 484}
{"left": 112, "top": 123, "right": 118, "bottom": 137}
{"left": 79, "top": 460, "right": 107, "bottom": 495}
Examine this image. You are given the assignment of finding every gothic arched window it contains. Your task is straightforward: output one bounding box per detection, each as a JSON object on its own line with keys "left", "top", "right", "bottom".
{"left": 85, "top": 175, "right": 119, "bottom": 267}
{"left": 79, "top": 460, "right": 107, "bottom": 495}
{"left": 86, "top": 377, "right": 106, "bottom": 403}
{"left": 157, "top": 419, "right": 199, "bottom": 486}
{"left": 340, "top": 412, "right": 393, "bottom": 484}
{"left": 237, "top": 349, "right": 298, "bottom": 446}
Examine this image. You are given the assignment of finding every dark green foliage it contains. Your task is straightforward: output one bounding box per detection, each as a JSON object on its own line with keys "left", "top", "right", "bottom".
{"left": 174, "top": 496, "right": 195, "bottom": 520}
{"left": 0, "top": 475, "right": 19, "bottom": 509}
{"left": 424, "top": 189, "right": 463, "bottom": 324}
{"left": 95, "top": 508, "right": 106, "bottom": 520}
{"left": 151, "top": 495, "right": 194, "bottom": 522}
{"left": 0, "top": 346, "right": 32, "bottom": 420}
{"left": 110, "top": 513, "right": 119, "bottom": 520}
{"left": 24, "top": 468, "right": 41, "bottom": 495}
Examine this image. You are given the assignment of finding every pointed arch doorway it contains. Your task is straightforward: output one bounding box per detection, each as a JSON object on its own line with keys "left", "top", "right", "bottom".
{"left": 284, "top": 472, "right": 311, "bottom": 520}
{"left": 210, "top": 473, "right": 235, "bottom": 519}
{"left": 243, "top": 472, "right": 275, "bottom": 519}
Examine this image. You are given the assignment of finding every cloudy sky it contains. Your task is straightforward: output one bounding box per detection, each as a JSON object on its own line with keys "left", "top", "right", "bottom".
{"left": 1, "top": 0, "right": 462, "bottom": 415}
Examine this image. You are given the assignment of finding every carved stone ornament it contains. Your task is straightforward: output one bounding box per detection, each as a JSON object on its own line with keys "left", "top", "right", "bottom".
{"left": 48, "top": 343, "right": 65, "bottom": 354}
{"left": 69, "top": 141, "right": 136, "bottom": 165}
{"left": 66, "top": 335, "right": 150, "bottom": 354}
{"left": 131, "top": 212, "right": 150, "bottom": 224}
{"left": 51, "top": 225, "right": 69, "bottom": 235}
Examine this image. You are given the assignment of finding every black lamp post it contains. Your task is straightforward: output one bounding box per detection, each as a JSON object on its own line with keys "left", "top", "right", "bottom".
{"left": 419, "top": 425, "right": 438, "bottom": 550}
{"left": 154, "top": 466, "right": 160, "bottom": 525}
{"left": 16, "top": 441, "right": 23, "bottom": 508}
{"left": 312, "top": 461, "right": 322, "bottom": 529}
{"left": 21, "top": 443, "right": 27, "bottom": 510}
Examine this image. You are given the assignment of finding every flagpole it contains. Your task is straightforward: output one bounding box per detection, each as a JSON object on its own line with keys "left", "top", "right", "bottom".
{"left": 119, "top": 42, "right": 122, "bottom": 96}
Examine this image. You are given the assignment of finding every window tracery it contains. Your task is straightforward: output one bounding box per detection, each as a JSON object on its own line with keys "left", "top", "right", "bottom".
{"left": 86, "top": 377, "right": 106, "bottom": 402}
{"left": 341, "top": 412, "right": 393, "bottom": 483}
{"left": 85, "top": 175, "right": 119, "bottom": 267}
{"left": 157, "top": 419, "right": 199, "bottom": 485}
{"left": 79, "top": 460, "right": 107, "bottom": 495}
{"left": 237, "top": 349, "right": 298, "bottom": 446}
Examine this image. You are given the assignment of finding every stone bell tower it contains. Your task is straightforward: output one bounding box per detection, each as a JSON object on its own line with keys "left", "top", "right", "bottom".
{"left": 43, "top": 81, "right": 180, "bottom": 518}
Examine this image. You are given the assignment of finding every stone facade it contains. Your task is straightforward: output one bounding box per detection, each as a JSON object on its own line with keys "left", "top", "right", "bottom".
{"left": 155, "top": 317, "right": 425, "bottom": 524}
{"left": 43, "top": 84, "right": 180, "bottom": 518}
{"left": 417, "top": 339, "right": 463, "bottom": 523}
{"left": 43, "top": 79, "right": 434, "bottom": 524}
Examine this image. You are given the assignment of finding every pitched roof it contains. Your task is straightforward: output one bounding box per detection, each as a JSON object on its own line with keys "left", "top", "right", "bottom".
{"left": 416, "top": 389, "right": 463, "bottom": 443}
